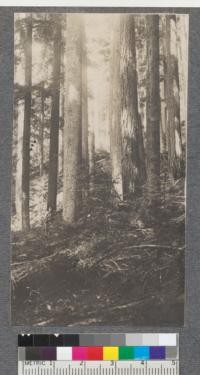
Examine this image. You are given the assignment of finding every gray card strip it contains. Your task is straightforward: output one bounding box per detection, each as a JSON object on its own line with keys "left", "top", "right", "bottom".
{"left": 110, "top": 334, "right": 126, "bottom": 346}
{"left": 125, "top": 334, "right": 143, "bottom": 346}
{"left": 141, "top": 334, "right": 159, "bottom": 346}
{"left": 79, "top": 335, "right": 96, "bottom": 346}
{"left": 93, "top": 334, "right": 111, "bottom": 346}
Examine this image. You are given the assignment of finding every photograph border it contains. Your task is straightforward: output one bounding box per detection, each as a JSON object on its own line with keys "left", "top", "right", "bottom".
{"left": 0, "top": 6, "right": 200, "bottom": 375}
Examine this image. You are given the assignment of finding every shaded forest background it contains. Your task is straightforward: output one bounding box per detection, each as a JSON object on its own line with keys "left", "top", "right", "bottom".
{"left": 11, "top": 13, "right": 188, "bottom": 326}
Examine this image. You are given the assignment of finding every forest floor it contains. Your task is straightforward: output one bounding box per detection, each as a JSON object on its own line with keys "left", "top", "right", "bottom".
{"left": 11, "top": 151, "right": 185, "bottom": 326}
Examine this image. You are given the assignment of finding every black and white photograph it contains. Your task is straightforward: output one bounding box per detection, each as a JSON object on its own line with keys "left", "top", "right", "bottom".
{"left": 11, "top": 12, "right": 188, "bottom": 326}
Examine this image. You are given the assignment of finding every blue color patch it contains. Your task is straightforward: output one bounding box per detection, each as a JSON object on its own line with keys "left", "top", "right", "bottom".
{"left": 134, "top": 346, "right": 150, "bottom": 360}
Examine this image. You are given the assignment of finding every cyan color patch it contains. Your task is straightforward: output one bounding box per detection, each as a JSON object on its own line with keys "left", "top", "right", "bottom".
{"left": 134, "top": 346, "right": 150, "bottom": 360}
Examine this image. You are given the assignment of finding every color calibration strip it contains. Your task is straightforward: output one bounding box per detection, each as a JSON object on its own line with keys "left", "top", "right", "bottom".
{"left": 18, "top": 333, "right": 177, "bottom": 347}
{"left": 18, "top": 345, "right": 178, "bottom": 361}
{"left": 18, "top": 335, "right": 179, "bottom": 375}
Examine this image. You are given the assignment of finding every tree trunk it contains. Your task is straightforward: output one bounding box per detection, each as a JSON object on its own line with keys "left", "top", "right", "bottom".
{"left": 59, "top": 91, "right": 64, "bottom": 174}
{"left": 22, "top": 15, "right": 32, "bottom": 231}
{"left": 88, "top": 122, "right": 95, "bottom": 192}
{"left": 120, "top": 15, "right": 146, "bottom": 197}
{"left": 176, "top": 15, "right": 188, "bottom": 128}
{"left": 59, "top": 18, "right": 66, "bottom": 176}
{"left": 63, "top": 14, "right": 82, "bottom": 223}
{"left": 39, "top": 83, "right": 45, "bottom": 177}
{"left": 146, "top": 15, "right": 160, "bottom": 205}
{"left": 165, "top": 15, "right": 184, "bottom": 179}
{"left": 47, "top": 14, "right": 62, "bottom": 211}
{"left": 160, "top": 100, "right": 167, "bottom": 154}
{"left": 15, "top": 99, "right": 24, "bottom": 230}
{"left": 81, "top": 28, "right": 89, "bottom": 198}
{"left": 138, "top": 113, "right": 147, "bottom": 184}
{"left": 110, "top": 16, "right": 123, "bottom": 201}
{"left": 160, "top": 16, "right": 167, "bottom": 155}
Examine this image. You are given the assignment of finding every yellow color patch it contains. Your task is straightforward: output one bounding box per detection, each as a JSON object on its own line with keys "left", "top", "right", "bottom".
{"left": 103, "top": 347, "right": 119, "bottom": 360}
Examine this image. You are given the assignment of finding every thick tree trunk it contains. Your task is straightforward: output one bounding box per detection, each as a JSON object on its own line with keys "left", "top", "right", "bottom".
{"left": 160, "top": 17, "right": 168, "bottom": 155}
{"left": 120, "top": 15, "right": 146, "bottom": 197}
{"left": 138, "top": 113, "right": 147, "bottom": 184}
{"left": 39, "top": 83, "right": 45, "bottom": 177}
{"left": 59, "top": 18, "right": 66, "bottom": 176}
{"left": 22, "top": 15, "right": 32, "bottom": 231}
{"left": 47, "top": 15, "right": 62, "bottom": 211}
{"left": 146, "top": 15, "right": 161, "bottom": 204}
{"left": 165, "top": 15, "right": 184, "bottom": 179}
{"left": 176, "top": 16, "right": 188, "bottom": 128}
{"left": 81, "top": 29, "right": 89, "bottom": 196}
{"left": 160, "top": 101, "right": 167, "bottom": 154}
{"left": 110, "top": 16, "right": 123, "bottom": 201}
{"left": 109, "top": 30, "right": 114, "bottom": 143}
{"left": 63, "top": 14, "right": 82, "bottom": 223}
{"left": 59, "top": 92, "right": 65, "bottom": 174}
{"left": 15, "top": 100, "right": 24, "bottom": 230}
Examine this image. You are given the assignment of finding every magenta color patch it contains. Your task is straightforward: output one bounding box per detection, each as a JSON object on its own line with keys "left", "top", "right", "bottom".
{"left": 72, "top": 347, "right": 88, "bottom": 360}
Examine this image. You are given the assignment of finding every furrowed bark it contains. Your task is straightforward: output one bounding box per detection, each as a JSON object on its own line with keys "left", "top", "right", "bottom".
{"left": 47, "top": 14, "right": 62, "bottom": 211}
{"left": 146, "top": 15, "right": 161, "bottom": 205}
{"left": 63, "top": 14, "right": 83, "bottom": 223}
{"left": 22, "top": 14, "right": 32, "bottom": 231}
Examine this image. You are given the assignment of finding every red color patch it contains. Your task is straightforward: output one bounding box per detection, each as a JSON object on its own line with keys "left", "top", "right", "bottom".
{"left": 88, "top": 347, "right": 103, "bottom": 360}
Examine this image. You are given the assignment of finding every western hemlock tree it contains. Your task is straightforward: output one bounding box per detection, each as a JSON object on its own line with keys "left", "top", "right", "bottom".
{"left": 88, "top": 126, "right": 95, "bottom": 192}
{"left": 15, "top": 99, "right": 24, "bottom": 230}
{"left": 81, "top": 26, "right": 89, "bottom": 197}
{"left": 22, "top": 14, "right": 32, "bottom": 231}
{"left": 120, "top": 14, "right": 146, "bottom": 197}
{"left": 63, "top": 14, "right": 83, "bottom": 223}
{"left": 39, "top": 81, "right": 45, "bottom": 177}
{"left": 47, "top": 14, "right": 62, "bottom": 212}
{"left": 146, "top": 15, "right": 161, "bottom": 205}
{"left": 110, "top": 16, "right": 123, "bottom": 201}
{"left": 165, "top": 15, "right": 184, "bottom": 179}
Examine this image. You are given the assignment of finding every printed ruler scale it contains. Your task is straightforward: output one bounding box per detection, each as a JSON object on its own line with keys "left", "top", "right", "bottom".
{"left": 18, "top": 334, "right": 179, "bottom": 375}
{"left": 19, "top": 361, "right": 179, "bottom": 375}
{"left": 19, "top": 360, "right": 179, "bottom": 375}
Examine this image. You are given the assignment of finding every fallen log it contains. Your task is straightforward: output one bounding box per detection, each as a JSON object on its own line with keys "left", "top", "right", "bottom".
{"left": 11, "top": 248, "right": 78, "bottom": 287}
{"left": 11, "top": 236, "right": 104, "bottom": 288}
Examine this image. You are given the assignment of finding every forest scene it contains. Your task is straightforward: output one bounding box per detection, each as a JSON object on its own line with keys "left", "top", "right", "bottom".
{"left": 11, "top": 13, "right": 188, "bottom": 326}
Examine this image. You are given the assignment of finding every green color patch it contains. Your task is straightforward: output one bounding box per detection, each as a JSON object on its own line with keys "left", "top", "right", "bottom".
{"left": 119, "top": 346, "right": 134, "bottom": 360}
